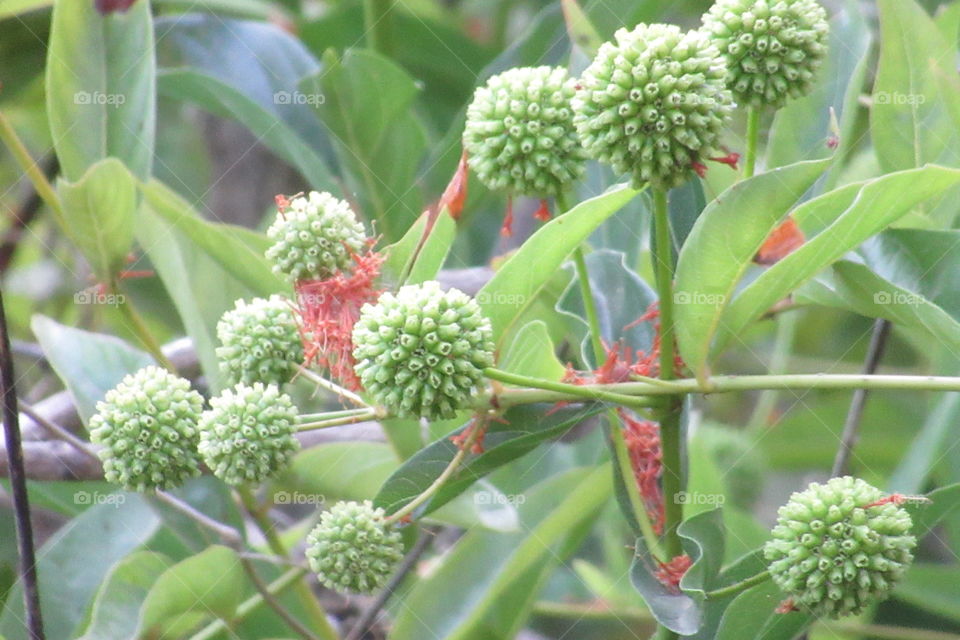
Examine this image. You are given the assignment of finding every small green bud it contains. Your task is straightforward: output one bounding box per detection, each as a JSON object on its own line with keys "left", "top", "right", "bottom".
{"left": 464, "top": 66, "right": 586, "bottom": 197}
{"left": 265, "top": 191, "right": 367, "bottom": 282}
{"left": 305, "top": 500, "right": 404, "bottom": 594}
{"left": 702, "top": 0, "right": 829, "bottom": 108}
{"left": 198, "top": 383, "right": 300, "bottom": 486}
{"left": 216, "top": 295, "right": 304, "bottom": 386}
{"left": 764, "top": 476, "right": 916, "bottom": 618}
{"left": 573, "top": 23, "right": 734, "bottom": 189}
{"left": 89, "top": 366, "right": 204, "bottom": 492}
{"left": 352, "top": 281, "right": 495, "bottom": 420}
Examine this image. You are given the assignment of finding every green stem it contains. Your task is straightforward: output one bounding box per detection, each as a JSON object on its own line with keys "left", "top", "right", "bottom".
{"left": 0, "top": 110, "right": 65, "bottom": 228}
{"left": 298, "top": 408, "right": 378, "bottom": 431}
{"left": 237, "top": 487, "right": 340, "bottom": 640}
{"left": 743, "top": 107, "right": 761, "bottom": 178}
{"left": 573, "top": 247, "right": 606, "bottom": 363}
{"left": 484, "top": 367, "right": 662, "bottom": 409}
{"left": 362, "top": 0, "right": 392, "bottom": 54}
{"left": 703, "top": 569, "right": 770, "bottom": 600}
{"left": 112, "top": 281, "right": 176, "bottom": 372}
{"left": 651, "top": 188, "right": 683, "bottom": 567}
{"left": 189, "top": 567, "right": 308, "bottom": 640}
{"left": 298, "top": 367, "right": 368, "bottom": 407}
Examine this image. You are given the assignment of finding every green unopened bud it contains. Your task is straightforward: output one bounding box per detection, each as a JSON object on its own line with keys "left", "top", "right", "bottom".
{"left": 573, "top": 23, "right": 734, "bottom": 189}
{"left": 702, "top": 0, "right": 829, "bottom": 108}
{"left": 305, "top": 500, "right": 404, "bottom": 594}
{"left": 89, "top": 366, "right": 204, "bottom": 492}
{"left": 353, "top": 281, "right": 494, "bottom": 420}
{"left": 764, "top": 476, "right": 916, "bottom": 618}
{"left": 265, "top": 191, "right": 367, "bottom": 282}
{"left": 216, "top": 296, "right": 304, "bottom": 386}
{"left": 198, "top": 383, "right": 300, "bottom": 486}
{"left": 464, "top": 66, "right": 586, "bottom": 197}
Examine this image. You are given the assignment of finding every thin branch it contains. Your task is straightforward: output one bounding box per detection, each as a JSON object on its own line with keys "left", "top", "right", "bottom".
{"left": 240, "top": 557, "right": 322, "bottom": 640}
{"left": 0, "top": 158, "right": 56, "bottom": 275}
{"left": 0, "top": 288, "right": 45, "bottom": 639}
{"left": 344, "top": 527, "right": 435, "bottom": 640}
{"left": 831, "top": 319, "right": 891, "bottom": 477}
{"left": 298, "top": 367, "right": 369, "bottom": 408}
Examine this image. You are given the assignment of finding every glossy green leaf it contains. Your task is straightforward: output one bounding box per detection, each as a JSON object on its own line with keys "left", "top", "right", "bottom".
{"left": 57, "top": 158, "right": 136, "bottom": 283}
{"left": 390, "top": 465, "right": 611, "bottom": 640}
{"left": 139, "top": 179, "right": 283, "bottom": 297}
{"left": 873, "top": 0, "right": 960, "bottom": 173}
{"left": 76, "top": 552, "right": 172, "bottom": 640}
{"left": 714, "top": 580, "right": 813, "bottom": 640}
{"left": 274, "top": 441, "right": 398, "bottom": 506}
{"left": 674, "top": 158, "right": 831, "bottom": 377}
{"left": 136, "top": 545, "right": 244, "bottom": 638}
{"left": 0, "top": 0, "right": 51, "bottom": 20}
{"left": 894, "top": 563, "right": 960, "bottom": 623}
{"left": 374, "top": 404, "right": 604, "bottom": 517}
{"left": 45, "top": 0, "right": 155, "bottom": 180}
{"left": 716, "top": 166, "right": 960, "bottom": 358}
{"left": 479, "top": 184, "right": 640, "bottom": 346}
{"left": 31, "top": 315, "right": 152, "bottom": 423}
{"left": 382, "top": 209, "right": 458, "bottom": 287}
{"left": 499, "top": 320, "right": 566, "bottom": 380}
{"left": 0, "top": 497, "right": 162, "bottom": 640}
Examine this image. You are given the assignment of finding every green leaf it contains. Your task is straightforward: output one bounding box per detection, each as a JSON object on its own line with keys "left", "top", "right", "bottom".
{"left": 382, "top": 209, "right": 457, "bottom": 287}
{"left": 894, "top": 563, "right": 960, "bottom": 623}
{"left": 0, "top": 0, "right": 51, "bottom": 20}
{"left": 0, "top": 497, "right": 162, "bottom": 640}
{"left": 139, "top": 179, "right": 283, "bottom": 297}
{"left": 873, "top": 0, "right": 960, "bottom": 173}
{"left": 274, "top": 441, "right": 398, "bottom": 505}
{"left": 714, "top": 580, "right": 813, "bottom": 640}
{"left": 715, "top": 166, "right": 960, "bottom": 358}
{"left": 904, "top": 483, "right": 960, "bottom": 537}
{"left": 31, "top": 315, "right": 152, "bottom": 423}
{"left": 890, "top": 393, "right": 960, "bottom": 494}
{"left": 76, "top": 552, "right": 173, "bottom": 640}
{"left": 57, "top": 158, "right": 136, "bottom": 283}
{"left": 390, "top": 465, "right": 611, "bottom": 640}
{"left": 374, "top": 404, "right": 604, "bottom": 517}
{"left": 45, "top": 0, "right": 155, "bottom": 180}
{"left": 560, "top": 0, "right": 603, "bottom": 57}
{"left": 136, "top": 545, "right": 245, "bottom": 639}
{"left": 499, "top": 320, "right": 566, "bottom": 380}
{"left": 674, "top": 158, "right": 831, "bottom": 377}
{"left": 479, "top": 184, "right": 640, "bottom": 346}
{"left": 306, "top": 50, "right": 427, "bottom": 240}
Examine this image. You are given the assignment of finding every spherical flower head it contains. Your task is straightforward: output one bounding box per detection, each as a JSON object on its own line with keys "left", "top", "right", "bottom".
{"left": 305, "top": 500, "right": 404, "bottom": 594}
{"left": 198, "top": 383, "right": 300, "bottom": 486}
{"left": 464, "top": 66, "right": 586, "bottom": 197}
{"left": 352, "top": 281, "right": 495, "bottom": 420}
{"left": 216, "top": 295, "right": 304, "bottom": 386}
{"left": 763, "top": 476, "right": 916, "bottom": 619}
{"left": 573, "top": 23, "right": 734, "bottom": 189}
{"left": 89, "top": 366, "right": 203, "bottom": 492}
{"left": 702, "top": 0, "right": 829, "bottom": 108}
{"left": 265, "top": 191, "right": 368, "bottom": 283}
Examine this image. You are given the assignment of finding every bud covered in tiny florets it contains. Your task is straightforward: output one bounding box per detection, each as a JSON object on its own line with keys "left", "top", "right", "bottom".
{"left": 265, "top": 191, "right": 367, "bottom": 283}
{"left": 763, "top": 476, "right": 916, "bottom": 619}
{"left": 197, "top": 383, "right": 300, "bottom": 486}
{"left": 464, "top": 66, "right": 587, "bottom": 197}
{"left": 702, "top": 0, "right": 829, "bottom": 108}
{"left": 89, "top": 366, "right": 204, "bottom": 492}
{"left": 305, "top": 500, "right": 404, "bottom": 594}
{"left": 352, "top": 281, "right": 495, "bottom": 420}
{"left": 215, "top": 295, "right": 304, "bottom": 387}
{"left": 573, "top": 23, "right": 734, "bottom": 189}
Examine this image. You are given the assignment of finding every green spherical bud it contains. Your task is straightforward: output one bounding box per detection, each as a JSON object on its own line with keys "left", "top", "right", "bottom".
{"left": 464, "top": 66, "right": 587, "bottom": 197}
{"left": 198, "top": 383, "right": 301, "bottom": 486}
{"left": 216, "top": 296, "right": 304, "bottom": 386}
{"left": 89, "top": 366, "right": 203, "bottom": 492}
{"left": 573, "top": 23, "right": 734, "bottom": 189}
{"left": 265, "top": 191, "right": 367, "bottom": 282}
{"left": 702, "top": 0, "right": 829, "bottom": 108}
{"left": 353, "top": 281, "right": 495, "bottom": 420}
{"left": 305, "top": 500, "right": 404, "bottom": 594}
{"left": 764, "top": 476, "right": 916, "bottom": 618}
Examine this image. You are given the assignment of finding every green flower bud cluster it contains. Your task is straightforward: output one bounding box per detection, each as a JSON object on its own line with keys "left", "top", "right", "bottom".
{"left": 306, "top": 500, "right": 404, "bottom": 594}
{"left": 464, "top": 66, "right": 586, "bottom": 197}
{"left": 764, "top": 476, "right": 916, "bottom": 618}
{"left": 265, "top": 191, "right": 367, "bottom": 283}
{"left": 352, "top": 281, "right": 495, "bottom": 420}
{"left": 215, "top": 295, "right": 304, "bottom": 387}
{"left": 89, "top": 366, "right": 204, "bottom": 492}
{"left": 198, "top": 383, "right": 300, "bottom": 486}
{"left": 702, "top": 0, "right": 829, "bottom": 108}
{"left": 573, "top": 23, "right": 734, "bottom": 189}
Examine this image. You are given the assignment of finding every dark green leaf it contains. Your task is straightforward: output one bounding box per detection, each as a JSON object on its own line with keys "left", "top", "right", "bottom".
{"left": 714, "top": 580, "right": 813, "bottom": 640}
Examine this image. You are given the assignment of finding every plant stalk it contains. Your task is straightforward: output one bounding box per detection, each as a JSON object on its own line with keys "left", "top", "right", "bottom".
{"left": 363, "top": 0, "right": 393, "bottom": 54}
{"left": 743, "top": 106, "right": 761, "bottom": 178}
{"left": 703, "top": 569, "right": 770, "bottom": 600}
{"left": 0, "top": 110, "right": 64, "bottom": 228}
{"left": 112, "top": 281, "right": 176, "bottom": 371}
